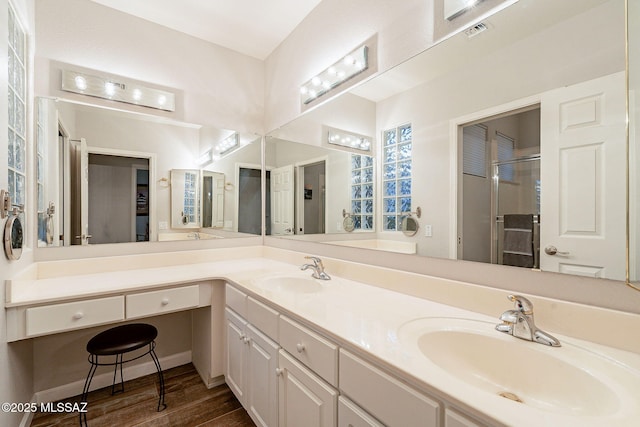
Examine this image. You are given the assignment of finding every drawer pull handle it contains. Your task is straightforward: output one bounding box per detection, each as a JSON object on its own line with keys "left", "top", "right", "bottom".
{"left": 161, "top": 298, "right": 170, "bottom": 306}
{"left": 275, "top": 368, "right": 283, "bottom": 376}
{"left": 72, "top": 312, "right": 84, "bottom": 320}
{"left": 296, "top": 343, "right": 305, "bottom": 353}
{"left": 243, "top": 336, "right": 250, "bottom": 344}
{"left": 239, "top": 334, "right": 246, "bottom": 341}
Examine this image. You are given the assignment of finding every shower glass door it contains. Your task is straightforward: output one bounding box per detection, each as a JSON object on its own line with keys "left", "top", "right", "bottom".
{"left": 493, "top": 156, "right": 541, "bottom": 267}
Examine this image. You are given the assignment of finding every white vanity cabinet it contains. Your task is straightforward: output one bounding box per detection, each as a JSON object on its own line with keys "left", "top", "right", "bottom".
{"left": 278, "top": 349, "right": 338, "bottom": 427}
{"left": 339, "top": 349, "right": 441, "bottom": 427}
{"left": 224, "top": 284, "right": 280, "bottom": 427}
{"left": 444, "top": 409, "right": 485, "bottom": 427}
{"left": 338, "top": 396, "right": 384, "bottom": 427}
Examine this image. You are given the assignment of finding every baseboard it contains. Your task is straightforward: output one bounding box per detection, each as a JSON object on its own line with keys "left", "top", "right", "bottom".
{"left": 33, "top": 351, "right": 192, "bottom": 405}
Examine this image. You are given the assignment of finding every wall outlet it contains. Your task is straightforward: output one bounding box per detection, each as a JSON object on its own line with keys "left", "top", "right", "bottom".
{"left": 159, "top": 221, "right": 168, "bottom": 230}
{"left": 424, "top": 224, "right": 432, "bottom": 237}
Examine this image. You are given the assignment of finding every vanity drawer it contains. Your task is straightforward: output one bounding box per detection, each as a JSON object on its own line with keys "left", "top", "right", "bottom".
{"left": 339, "top": 396, "right": 384, "bottom": 427}
{"left": 26, "top": 296, "right": 124, "bottom": 336}
{"left": 225, "top": 283, "right": 247, "bottom": 317}
{"left": 279, "top": 315, "right": 338, "bottom": 386}
{"left": 340, "top": 349, "right": 440, "bottom": 427}
{"left": 247, "top": 296, "right": 279, "bottom": 341}
{"left": 126, "top": 285, "right": 199, "bottom": 318}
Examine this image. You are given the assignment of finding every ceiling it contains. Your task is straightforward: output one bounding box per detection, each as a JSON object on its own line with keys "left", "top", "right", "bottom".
{"left": 88, "top": 0, "right": 323, "bottom": 60}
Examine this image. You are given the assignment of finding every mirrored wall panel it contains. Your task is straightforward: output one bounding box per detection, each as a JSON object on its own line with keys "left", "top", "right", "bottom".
{"left": 36, "top": 98, "right": 262, "bottom": 247}
{"left": 266, "top": 0, "right": 628, "bottom": 279}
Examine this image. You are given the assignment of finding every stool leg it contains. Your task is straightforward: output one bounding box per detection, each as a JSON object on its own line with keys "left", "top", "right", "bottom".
{"left": 149, "top": 344, "right": 167, "bottom": 411}
{"left": 111, "top": 353, "right": 125, "bottom": 395}
{"left": 80, "top": 356, "right": 98, "bottom": 427}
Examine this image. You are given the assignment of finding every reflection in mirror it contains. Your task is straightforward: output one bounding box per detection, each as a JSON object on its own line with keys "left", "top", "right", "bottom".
{"left": 630, "top": 0, "right": 640, "bottom": 285}
{"left": 265, "top": 137, "right": 375, "bottom": 237}
{"left": 36, "top": 98, "right": 262, "bottom": 247}
{"left": 266, "top": 0, "right": 628, "bottom": 278}
{"left": 170, "top": 169, "right": 200, "bottom": 229}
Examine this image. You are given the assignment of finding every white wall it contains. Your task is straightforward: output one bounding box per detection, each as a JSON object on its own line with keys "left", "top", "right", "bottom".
{"left": 264, "top": 0, "right": 513, "bottom": 131}
{"left": 34, "top": 0, "right": 264, "bottom": 134}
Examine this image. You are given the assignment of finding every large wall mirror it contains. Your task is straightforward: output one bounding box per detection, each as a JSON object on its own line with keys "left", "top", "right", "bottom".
{"left": 267, "top": 0, "right": 629, "bottom": 281}
{"left": 36, "top": 98, "right": 262, "bottom": 247}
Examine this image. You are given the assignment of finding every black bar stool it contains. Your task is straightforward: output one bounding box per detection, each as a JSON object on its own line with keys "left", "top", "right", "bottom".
{"left": 80, "top": 323, "right": 167, "bottom": 426}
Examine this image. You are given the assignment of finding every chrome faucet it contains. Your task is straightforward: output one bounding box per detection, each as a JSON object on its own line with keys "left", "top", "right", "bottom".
{"left": 495, "top": 294, "right": 561, "bottom": 347}
{"left": 300, "top": 256, "right": 331, "bottom": 280}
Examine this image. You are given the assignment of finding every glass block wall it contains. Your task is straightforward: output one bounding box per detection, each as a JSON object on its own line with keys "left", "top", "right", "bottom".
{"left": 8, "top": 5, "right": 27, "bottom": 223}
{"left": 350, "top": 154, "right": 374, "bottom": 230}
{"left": 383, "top": 124, "right": 412, "bottom": 231}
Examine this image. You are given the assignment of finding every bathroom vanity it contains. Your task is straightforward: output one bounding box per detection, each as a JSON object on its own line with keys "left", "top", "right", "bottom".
{"left": 5, "top": 246, "right": 640, "bottom": 426}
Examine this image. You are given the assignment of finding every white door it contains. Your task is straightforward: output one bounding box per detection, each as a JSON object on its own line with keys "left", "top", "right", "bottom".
{"left": 247, "top": 324, "right": 279, "bottom": 427}
{"left": 225, "top": 308, "right": 248, "bottom": 403}
{"left": 213, "top": 173, "right": 225, "bottom": 228}
{"left": 540, "top": 72, "right": 626, "bottom": 279}
{"left": 271, "top": 165, "right": 294, "bottom": 235}
{"left": 278, "top": 350, "right": 337, "bottom": 427}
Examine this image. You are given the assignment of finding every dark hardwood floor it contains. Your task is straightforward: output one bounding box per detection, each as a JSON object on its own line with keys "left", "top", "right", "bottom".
{"left": 31, "top": 364, "right": 255, "bottom": 427}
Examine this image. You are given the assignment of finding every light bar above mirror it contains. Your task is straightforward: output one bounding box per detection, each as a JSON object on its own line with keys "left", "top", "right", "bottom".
{"left": 61, "top": 69, "right": 176, "bottom": 111}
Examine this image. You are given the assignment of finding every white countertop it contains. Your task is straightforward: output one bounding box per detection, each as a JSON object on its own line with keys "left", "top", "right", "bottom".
{"left": 7, "top": 252, "right": 640, "bottom": 426}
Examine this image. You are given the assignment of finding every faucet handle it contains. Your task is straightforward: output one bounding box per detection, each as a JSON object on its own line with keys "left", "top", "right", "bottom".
{"left": 508, "top": 294, "right": 533, "bottom": 315}
{"left": 304, "top": 256, "right": 322, "bottom": 266}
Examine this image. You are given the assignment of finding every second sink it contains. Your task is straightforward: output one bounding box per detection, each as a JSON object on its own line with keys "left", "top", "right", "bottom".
{"left": 398, "top": 317, "right": 639, "bottom": 418}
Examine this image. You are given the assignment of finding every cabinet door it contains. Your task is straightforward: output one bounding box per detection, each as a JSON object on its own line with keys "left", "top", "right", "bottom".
{"left": 278, "top": 350, "right": 337, "bottom": 427}
{"left": 225, "top": 308, "right": 248, "bottom": 403}
{"left": 247, "top": 324, "right": 279, "bottom": 427}
{"left": 338, "top": 396, "right": 384, "bottom": 427}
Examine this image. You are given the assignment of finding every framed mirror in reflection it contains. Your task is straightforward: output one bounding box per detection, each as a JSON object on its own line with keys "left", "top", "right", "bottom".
{"left": 266, "top": 0, "right": 629, "bottom": 280}
{"left": 36, "top": 98, "right": 262, "bottom": 247}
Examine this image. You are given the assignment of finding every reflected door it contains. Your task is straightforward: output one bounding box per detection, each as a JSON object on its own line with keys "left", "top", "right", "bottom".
{"left": 271, "top": 165, "right": 294, "bottom": 235}
{"left": 540, "top": 72, "right": 626, "bottom": 279}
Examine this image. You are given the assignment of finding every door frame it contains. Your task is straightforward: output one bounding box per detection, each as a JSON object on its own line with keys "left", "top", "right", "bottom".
{"left": 236, "top": 162, "right": 263, "bottom": 233}
{"left": 449, "top": 94, "right": 541, "bottom": 260}
{"left": 87, "top": 146, "right": 157, "bottom": 242}
{"left": 295, "top": 155, "right": 328, "bottom": 235}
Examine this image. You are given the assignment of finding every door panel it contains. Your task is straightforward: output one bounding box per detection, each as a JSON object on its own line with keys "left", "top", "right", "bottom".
{"left": 271, "top": 165, "right": 294, "bottom": 235}
{"left": 540, "top": 72, "right": 626, "bottom": 279}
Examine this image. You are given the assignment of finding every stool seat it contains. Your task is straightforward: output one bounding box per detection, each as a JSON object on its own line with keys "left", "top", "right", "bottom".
{"left": 87, "top": 323, "right": 157, "bottom": 356}
{"left": 80, "top": 323, "right": 166, "bottom": 426}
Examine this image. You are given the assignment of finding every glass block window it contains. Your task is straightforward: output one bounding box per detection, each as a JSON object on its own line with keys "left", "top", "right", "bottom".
{"left": 496, "top": 131, "right": 515, "bottom": 181}
{"left": 463, "top": 124, "right": 487, "bottom": 177}
{"left": 8, "top": 4, "right": 27, "bottom": 223}
{"left": 350, "top": 154, "right": 374, "bottom": 230}
{"left": 183, "top": 171, "right": 199, "bottom": 224}
{"left": 382, "top": 124, "right": 412, "bottom": 231}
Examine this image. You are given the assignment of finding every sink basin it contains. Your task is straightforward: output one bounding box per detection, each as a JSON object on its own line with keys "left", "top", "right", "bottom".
{"left": 252, "top": 276, "right": 323, "bottom": 294}
{"left": 398, "top": 318, "right": 640, "bottom": 417}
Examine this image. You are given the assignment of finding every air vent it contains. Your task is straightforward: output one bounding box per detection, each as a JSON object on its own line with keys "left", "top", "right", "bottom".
{"left": 464, "top": 22, "right": 488, "bottom": 38}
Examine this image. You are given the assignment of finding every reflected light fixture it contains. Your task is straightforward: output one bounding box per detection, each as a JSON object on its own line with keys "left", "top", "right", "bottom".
{"left": 444, "top": 0, "right": 483, "bottom": 20}
{"left": 300, "top": 44, "right": 368, "bottom": 105}
{"left": 197, "top": 149, "right": 214, "bottom": 167}
{"left": 61, "top": 70, "right": 176, "bottom": 112}
{"left": 214, "top": 133, "right": 240, "bottom": 158}
{"left": 326, "top": 127, "right": 372, "bottom": 152}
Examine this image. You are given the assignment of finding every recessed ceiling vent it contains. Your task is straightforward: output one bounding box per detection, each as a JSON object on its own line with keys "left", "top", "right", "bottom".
{"left": 464, "top": 22, "right": 488, "bottom": 38}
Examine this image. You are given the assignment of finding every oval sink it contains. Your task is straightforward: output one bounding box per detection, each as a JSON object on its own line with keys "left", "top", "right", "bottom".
{"left": 252, "top": 276, "right": 323, "bottom": 294}
{"left": 398, "top": 318, "right": 639, "bottom": 417}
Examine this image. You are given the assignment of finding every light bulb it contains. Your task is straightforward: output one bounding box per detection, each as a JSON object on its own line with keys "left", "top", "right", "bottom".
{"left": 104, "top": 82, "right": 116, "bottom": 96}
{"left": 158, "top": 95, "right": 166, "bottom": 105}
{"left": 74, "top": 76, "right": 87, "bottom": 90}
{"left": 311, "top": 76, "right": 321, "bottom": 86}
{"left": 132, "top": 89, "right": 142, "bottom": 101}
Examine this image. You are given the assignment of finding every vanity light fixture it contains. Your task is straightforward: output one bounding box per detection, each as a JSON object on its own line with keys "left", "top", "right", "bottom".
{"left": 300, "top": 44, "right": 369, "bottom": 105}
{"left": 326, "top": 127, "right": 372, "bottom": 152}
{"left": 214, "top": 133, "right": 240, "bottom": 158}
{"left": 61, "top": 70, "right": 176, "bottom": 112}
{"left": 444, "top": 0, "right": 484, "bottom": 20}
{"left": 197, "top": 149, "right": 214, "bottom": 167}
